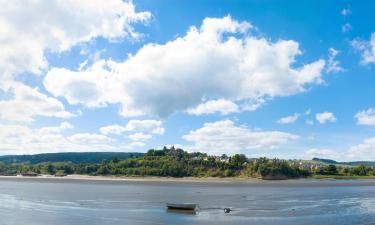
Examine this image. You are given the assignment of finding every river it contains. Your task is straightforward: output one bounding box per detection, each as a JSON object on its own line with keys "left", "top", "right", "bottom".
{"left": 0, "top": 178, "right": 375, "bottom": 225}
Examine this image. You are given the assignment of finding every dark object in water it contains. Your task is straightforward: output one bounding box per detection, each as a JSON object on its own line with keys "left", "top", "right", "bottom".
{"left": 167, "top": 208, "right": 197, "bottom": 215}
{"left": 224, "top": 208, "right": 232, "bottom": 213}
{"left": 166, "top": 203, "right": 198, "bottom": 211}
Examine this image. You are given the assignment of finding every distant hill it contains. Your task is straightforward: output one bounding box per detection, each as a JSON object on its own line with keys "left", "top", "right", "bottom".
{"left": 0, "top": 152, "right": 144, "bottom": 164}
{"left": 312, "top": 158, "right": 338, "bottom": 164}
{"left": 312, "top": 158, "right": 375, "bottom": 167}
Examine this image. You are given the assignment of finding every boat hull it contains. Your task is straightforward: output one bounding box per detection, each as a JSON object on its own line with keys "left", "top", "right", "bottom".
{"left": 166, "top": 203, "right": 197, "bottom": 211}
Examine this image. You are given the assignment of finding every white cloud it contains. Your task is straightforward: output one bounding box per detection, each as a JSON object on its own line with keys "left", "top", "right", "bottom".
{"left": 100, "top": 120, "right": 165, "bottom": 135}
{"left": 44, "top": 16, "right": 325, "bottom": 118}
{"left": 187, "top": 99, "right": 239, "bottom": 115}
{"left": 125, "top": 120, "right": 165, "bottom": 135}
{"left": 182, "top": 120, "right": 298, "bottom": 155}
{"left": 0, "top": 82, "right": 75, "bottom": 122}
{"left": 342, "top": 23, "right": 352, "bottom": 33}
{"left": 277, "top": 113, "right": 300, "bottom": 124}
{"left": 99, "top": 119, "right": 164, "bottom": 144}
{"left": 68, "top": 133, "right": 113, "bottom": 144}
{"left": 39, "top": 122, "right": 73, "bottom": 134}
{"left": 0, "top": 0, "right": 150, "bottom": 82}
{"left": 128, "top": 132, "right": 152, "bottom": 141}
{"left": 304, "top": 148, "right": 338, "bottom": 160}
{"left": 100, "top": 124, "right": 127, "bottom": 135}
{"left": 326, "top": 48, "right": 344, "bottom": 73}
{"left": 0, "top": 124, "right": 117, "bottom": 154}
{"left": 348, "top": 137, "right": 375, "bottom": 160}
{"left": 355, "top": 108, "right": 375, "bottom": 125}
{"left": 316, "top": 112, "right": 337, "bottom": 124}
{"left": 351, "top": 32, "right": 375, "bottom": 65}
{"left": 44, "top": 60, "right": 121, "bottom": 108}
{"left": 240, "top": 98, "right": 266, "bottom": 112}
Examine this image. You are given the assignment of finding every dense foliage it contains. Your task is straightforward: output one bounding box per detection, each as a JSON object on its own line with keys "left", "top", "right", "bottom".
{"left": 0, "top": 147, "right": 374, "bottom": 179}
{"left": 0, "top": 152, "right": 143, "bottom": 164}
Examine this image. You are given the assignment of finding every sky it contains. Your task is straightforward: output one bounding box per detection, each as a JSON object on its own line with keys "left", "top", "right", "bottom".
{"left": 0, "top": 0, "right": 375, "bottom": 161}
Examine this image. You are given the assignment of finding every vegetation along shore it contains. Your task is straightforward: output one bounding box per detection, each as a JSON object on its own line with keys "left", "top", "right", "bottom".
{"left": 0, "top": 147, "right": 375, "bottom": 180}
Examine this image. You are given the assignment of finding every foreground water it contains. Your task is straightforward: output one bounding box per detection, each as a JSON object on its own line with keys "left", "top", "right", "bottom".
{"left": 0, "top": 178, "right": 375, "bottom": 225}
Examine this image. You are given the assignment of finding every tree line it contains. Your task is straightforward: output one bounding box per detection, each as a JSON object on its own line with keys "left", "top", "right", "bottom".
{"left": 0, "top": 147, "right": 374, "bottom": 179}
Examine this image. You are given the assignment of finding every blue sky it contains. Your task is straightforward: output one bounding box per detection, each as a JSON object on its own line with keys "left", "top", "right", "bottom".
{"left": 0, "top": 0, "right": 375, "bottom": 161}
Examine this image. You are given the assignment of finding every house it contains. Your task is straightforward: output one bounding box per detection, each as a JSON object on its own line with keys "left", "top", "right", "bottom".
{"left": 22, "top": 171, "right": 39, "bottom": 177}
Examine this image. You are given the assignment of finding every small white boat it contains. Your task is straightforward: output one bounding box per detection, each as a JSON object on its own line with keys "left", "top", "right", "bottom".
{"left": 166, "top": 203, "right": 198, "bottom": 211}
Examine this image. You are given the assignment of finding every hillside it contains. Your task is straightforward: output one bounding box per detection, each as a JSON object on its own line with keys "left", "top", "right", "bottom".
{"left": 312, "top": 158, "right": 375, "bottom": 167}
{"left": 0, "top": 152, "right": 143, "bottom": 164}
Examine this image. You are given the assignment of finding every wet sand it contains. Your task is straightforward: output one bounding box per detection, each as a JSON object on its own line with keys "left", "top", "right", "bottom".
{"left": 0, "top": 176, "right": 374, "bottom": 225}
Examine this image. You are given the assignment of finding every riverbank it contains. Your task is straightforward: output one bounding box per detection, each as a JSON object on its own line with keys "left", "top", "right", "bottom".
{"left": 2, "top": 174, "right": 375, "bottom": 186}
{"left": 0, "top": 174, "right": 258, "bottom": 183}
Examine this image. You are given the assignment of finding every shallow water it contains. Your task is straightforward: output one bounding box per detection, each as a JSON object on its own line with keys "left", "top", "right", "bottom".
{"left": 0, "top": 178, "right": 375, "bottom": 225}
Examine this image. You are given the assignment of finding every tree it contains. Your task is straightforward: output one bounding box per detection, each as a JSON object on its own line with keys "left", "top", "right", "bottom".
{"left": 352, "top": 165, "right": 368, "bottom": 176}
{"left": 324, "top": 165, "right": 338, "bottom": 175}
{"left": 46, "top": 163, "right": 55, "bottom": 174}
{"left": 231, "top": 154, "right": 247, "bottom": 168}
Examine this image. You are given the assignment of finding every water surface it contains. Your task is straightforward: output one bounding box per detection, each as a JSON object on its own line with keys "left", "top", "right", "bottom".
{"left": 0, "top": 178, "right": 375, "bottom": 225}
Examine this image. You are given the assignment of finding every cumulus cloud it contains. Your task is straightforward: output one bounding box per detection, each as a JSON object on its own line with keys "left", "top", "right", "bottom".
{"left": 125, "top": 120, "right": 165, "bottom": 135}
{"left": 39, "top": 122, "right": 73, "bottom": 134}
{"left": 44, "top": 16, "right": 325, "bottom": 118}
{"left": 100, "top": 120, "right": 164, "bottom": 144}
{"left": 100, "top": 124, "right": 127, "bottom": 135}
{"left": 316, "top": 112, "right": 337, "bottom": 124}
{"left": 355, "top": 108, "right": 375, "bottom": 125}
{"left": 326, "top": 48, "right": 344, "bottom": 73}
{"left": 351, "top": 33, "right": 375, "bottom": 65}
{"left": 100, "top": 120, "right": 165, "bottom": 135}
{"left": 187, "top": 99, "right": 239, "bottom": 115}
{"left": 44, "top": 60, "right": 121, "bottom": 108}
{"left": 277, "top": 113, "right": 300, "bottom": 124}
{"left": 0, "top": 0, "right": 150, "bottom": 82}
{"left": 0, "top": 0, "right": 150, "bottom": 122}
{"left": 182, "top": 120, "right": 298, "bottom": 155}
{"left": 68, "top": 133, "right": 113, "bottom": 144}
{"left": 0, "top": 123, "right": 117, "bottom": 154}
{"left": 348, "top": 137, "right": 375, "bottom": 160}
{"left": 0, "top": 82, "right": 75, "bottom": 122}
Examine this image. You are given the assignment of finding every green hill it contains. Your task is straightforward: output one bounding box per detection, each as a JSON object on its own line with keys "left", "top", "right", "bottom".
{"left": 0, "top": 152, "right": 143, "bottom": 164}
{"left": 312, "top": 158, "right": 375, "bottom": 167}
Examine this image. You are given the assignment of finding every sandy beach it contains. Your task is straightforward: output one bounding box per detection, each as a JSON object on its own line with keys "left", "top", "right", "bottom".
{"left": 1, "top": 174, "right": 375, "bottom": 187}
{"left": 0, "top": 174, "right": 259, "bottom": 183}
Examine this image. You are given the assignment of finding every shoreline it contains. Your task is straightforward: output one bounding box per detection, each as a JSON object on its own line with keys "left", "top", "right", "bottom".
{"left": 0, "top": 174, "right": 261, "bottom": 183}
{"left": 1, "top": 174, "right": 375, "bottom": 186}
